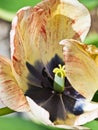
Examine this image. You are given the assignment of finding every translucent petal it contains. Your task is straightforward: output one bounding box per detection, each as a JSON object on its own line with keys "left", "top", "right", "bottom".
{"left": 0, "top": 56, "right": 29, "bottom": 111}
{"left": 38, "top": 0, "right": 91, "bottom": 65}
{"left": 10, "top": 0, "right": 90, "bottom": 81}
{"left": 0, "top": 56, "right": 52, "bottom": 124}
{"left": 60, "top": 39, "right": 98, "bottom": 101}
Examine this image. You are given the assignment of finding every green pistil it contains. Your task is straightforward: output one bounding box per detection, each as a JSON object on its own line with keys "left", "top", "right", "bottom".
{"left": 53, "top": 64, "right": 66, "bottom": 93}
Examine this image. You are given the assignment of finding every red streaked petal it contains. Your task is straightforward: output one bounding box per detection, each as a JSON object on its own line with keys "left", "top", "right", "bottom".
{"left": 60, "top": 39, "right": 98, "bottom": 101}
{"left": 10, "top": 0, "right": 90, "bottom": 79}
{"left": 0, "top": 56, "right": 29, "bottom": 112}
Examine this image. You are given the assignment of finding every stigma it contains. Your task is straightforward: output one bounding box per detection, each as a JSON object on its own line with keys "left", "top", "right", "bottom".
{"left": 53, "top": 64, "right": 66, "bottom": 78}
{"left": 53, "top": 64, "right": 66, "bottom": 93}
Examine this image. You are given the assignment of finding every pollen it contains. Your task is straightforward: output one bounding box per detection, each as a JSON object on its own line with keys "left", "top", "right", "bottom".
{"left": 53, "top": 64, "right": 66, "bottom": 78}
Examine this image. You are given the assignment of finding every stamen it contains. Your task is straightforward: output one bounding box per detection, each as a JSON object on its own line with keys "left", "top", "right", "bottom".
{"left": 53, "top": 64, "right": 66, "bottom": 93}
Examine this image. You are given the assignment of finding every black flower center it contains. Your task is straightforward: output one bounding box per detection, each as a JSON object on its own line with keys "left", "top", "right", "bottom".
{"left": 25, "top": 54, "right": 85, "bottom": 123}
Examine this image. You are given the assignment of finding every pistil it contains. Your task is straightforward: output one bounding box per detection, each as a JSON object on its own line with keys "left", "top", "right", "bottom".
{"left": 53, "top": 64, "right": 66, "bottom": 93}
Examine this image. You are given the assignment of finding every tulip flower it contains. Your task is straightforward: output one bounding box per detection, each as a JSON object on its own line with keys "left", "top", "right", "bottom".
{"left": 0, "top": 0, "right": 98, "bottom": 129}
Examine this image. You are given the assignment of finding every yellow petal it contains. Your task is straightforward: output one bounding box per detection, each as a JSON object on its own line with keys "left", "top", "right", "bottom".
{"left": 60, "top": 39, "right": 98, "bottom": 101}
{"left": 10, "top": 0, "right": 90, "bottom": 80}
{"left": 82, "top": 44, "right": 98, "bottom": 67}
{"left": 38, "top": 0, "right": 91, "bottom": 65}
{"left": 0, "top": 56, "right": 29, "bottom": 112}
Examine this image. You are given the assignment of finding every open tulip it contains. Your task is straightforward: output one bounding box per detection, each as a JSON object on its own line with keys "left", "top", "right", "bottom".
{"left": 0, "top": 0, "right": 98, "bottom": 129}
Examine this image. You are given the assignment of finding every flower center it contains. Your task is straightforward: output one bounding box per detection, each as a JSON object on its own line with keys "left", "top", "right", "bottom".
{"left": 26, "top": 60, "right": 85, "bottom": 122}
{"left": 53, "top": 64, "right": 66, "bottom": 93}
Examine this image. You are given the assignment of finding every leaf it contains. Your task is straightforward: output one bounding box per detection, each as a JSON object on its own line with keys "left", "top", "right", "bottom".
{"left": 92, "top": 90, "right": 98, "bottom": 102}
{"left": 0, "top": 0, "right": 41, "bottom": 21}
{"left": 84, "top": 33, "right": 98, "bottom": 47}
{"left": 79, "top": 0, "right": 98, "bottom": 10}
{"left": 0, "top": 107, "right": 15, "bottom": 116}
{"left": 84, "top": 120, "right": 98, "bottom": 130}
{"left": 0, "top": 117, "right": 66, "bottom": 130}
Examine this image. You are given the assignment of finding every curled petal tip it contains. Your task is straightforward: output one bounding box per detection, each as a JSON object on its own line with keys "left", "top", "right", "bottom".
{"left": 59, "top": 40, "right": 65, "bottom": 45}
{"left": 59, "top": 39, "right": 72, "bottom": 45}
{"left": 59, "top": 39, "right": 73, "bottom": 52}
{"left": 59, "top": 40, "right": 68, "bottom": 45}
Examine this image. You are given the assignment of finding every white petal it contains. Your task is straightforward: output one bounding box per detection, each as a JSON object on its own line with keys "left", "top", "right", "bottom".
{"left": 84, "top": 101, "right": 98, "bottom": 111}
{"left": 26, "top": 96, "right": 52, "bottom": 125}
{"left": 74, "top": 109, "right": 98, "bottom": 126}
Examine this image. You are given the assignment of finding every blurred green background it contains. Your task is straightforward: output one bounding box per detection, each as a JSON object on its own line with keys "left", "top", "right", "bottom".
{"left": 0, "top": 0, "right": 98, "bottom": 130}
